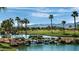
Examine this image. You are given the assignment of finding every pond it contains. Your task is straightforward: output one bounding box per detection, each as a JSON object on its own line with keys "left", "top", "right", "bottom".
{"left": 0, "top": 34, "right": 79, "bottom": 51}
{"left": 17, "top": 44, "right": 79, "bottom": 51}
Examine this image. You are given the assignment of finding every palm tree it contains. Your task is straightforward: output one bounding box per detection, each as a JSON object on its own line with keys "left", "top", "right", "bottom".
{"left": 62, "top": 20, "right": 66, "bottom": 34}
{"left": 15, "top": 17, "right": 21, "bottom": 28}
{"left": 1, "top": 18, "right": 14, "bottom": 34}
{"left": 23, "top": 18, "right": 29, "bottom": 36}
{"left": 49, "top": 15, "right": 54, "bottom": 32}
{"left": 71, "top": 11, "right": 78, "bottom": 34}
{"left": 24, "top": 18, "right": 29, "bottom": 28}
{"left": 19, "top": 19, "right": 29, "bottom": 38}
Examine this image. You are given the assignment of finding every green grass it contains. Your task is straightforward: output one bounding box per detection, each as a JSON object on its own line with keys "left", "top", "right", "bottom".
{"left": 0, "top": 48, "right": 16, "bottom": 51}
{"left": 0, "top": 43, "right": 10, "bottom": 48}
{"left": 0, "top": 43, "right": 16, "bottom": 51}
{"left": 27, "top": 29, "right": 79, "bottom": 37}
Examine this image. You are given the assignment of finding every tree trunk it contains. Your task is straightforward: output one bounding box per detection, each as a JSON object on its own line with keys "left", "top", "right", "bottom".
{"left": 74, "top": 17, "right": 76, "bottom": 35}
{"left": 25, "top": 24, "right": 27, "bottom": 38}
{"left": 17, "top": 21, "right": 19, "bottom": 29}
{"left": 51, "top": 19, "right": 53, "bottom": 33}
{"left": 18, "top": 23, "right": 19, "bottom": 28}
{"left": 63, "top": 24, "right": 65, "bottom": 34}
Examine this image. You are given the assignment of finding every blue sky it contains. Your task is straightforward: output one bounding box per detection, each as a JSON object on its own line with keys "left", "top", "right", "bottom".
{"left": 0, "top": 7, "right": 79, "bottom": 25}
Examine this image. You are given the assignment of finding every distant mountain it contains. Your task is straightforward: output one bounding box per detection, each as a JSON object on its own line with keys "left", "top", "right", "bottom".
{"left": 28, "top": 23, "right": 79, "bottom": 28}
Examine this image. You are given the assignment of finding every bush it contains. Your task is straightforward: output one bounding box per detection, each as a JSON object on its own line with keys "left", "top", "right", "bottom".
{"left": 72, "top": 34, "right": 79, "bottom": 37}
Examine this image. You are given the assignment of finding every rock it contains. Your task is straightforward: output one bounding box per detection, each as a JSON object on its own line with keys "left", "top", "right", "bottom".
{"left": 75, "top": 39, "right": 79, "bottom": 44}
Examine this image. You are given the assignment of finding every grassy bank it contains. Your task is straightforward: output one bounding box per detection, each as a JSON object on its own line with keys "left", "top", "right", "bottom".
{"left": 27, "top": 29, "right": 79, "bottom": 37}
{"left": 0, "top": 43, "right": 16, "bottom": 51}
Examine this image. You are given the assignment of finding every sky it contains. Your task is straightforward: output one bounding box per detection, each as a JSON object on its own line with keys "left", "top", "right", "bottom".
{"left": 0, "top": 7, "right": 79, "bottom": 26}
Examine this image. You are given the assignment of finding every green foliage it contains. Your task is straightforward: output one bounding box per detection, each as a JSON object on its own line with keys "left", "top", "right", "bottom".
{"left": 49, "top": 15, "right": 53, "bottom": 19}
{"left": 29, "top": 35, "right": 43, "bottom": 40}
{"left": 2, "top": 35, "right": 11, "bottom": 38}
{"left": 1, "top": 18, "right": 14, "bottom": 31}
{"left": 0, "top": 43, "right": 10, "bottom": 48}
{"left": 27, "top": 29, "right": 79, "bottom": 37}
{"left": 71, "top": 11, "right": 78, "bottom": 17}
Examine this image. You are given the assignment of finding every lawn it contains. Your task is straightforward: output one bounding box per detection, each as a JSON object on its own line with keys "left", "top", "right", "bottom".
{"left": 27, "top": 29, "right": 79, "bottom": 37}
{"left": 0, "top": 43, "right": 16, "bottom": 51}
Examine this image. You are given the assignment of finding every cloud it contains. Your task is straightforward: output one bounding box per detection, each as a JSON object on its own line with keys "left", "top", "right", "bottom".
{"left": 51, "top": 8, "right": 78, "bottom": 13}
{"left": 76, "top": 17, "right": 79, "bottom": 22}
{"left": 31, "top": 12, "right": 66, "bottom": 18}
{"left": 35, "top": 8, "right": 72, "bottom": 13}
{"left": 7, "top": 7, "right": 31, "bottom": 10}
{"left": 61, "top": 16, "right": 79, "bottom": 23}
{"left": 71, "top": 7, "right": 79, "bottom": 11}
{"left": 35, "top": 8, "right": 53, "bottom": 12}
{"left": 52, "top": 13, "right": 66, "bottom": 17}
{"left": 32, "top": 8, "right": 70, "bottom": 13}
{"left": 7, "top": 7, "right": 75, "bottom": 13}
{"left": 31, "top": 12, "right": 49, "bottom": 17}
{"left": 54, "top": 8, "right": 74, "bottom": 13}
{"left": 68, "top": 16, "right": 79, "bottom": 23}
{"left": 8, "top": 7, "right": 53, "bottom": 12}
{"left": 56, "top": 9, "right": 69, "bottom": 12}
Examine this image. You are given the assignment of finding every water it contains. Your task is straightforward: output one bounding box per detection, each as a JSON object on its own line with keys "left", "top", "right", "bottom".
{"left": 0, "top": 34, "right": 79, "bottom": 51}
{"left": 17, "top": 44, "right": 79, "bottom": 51}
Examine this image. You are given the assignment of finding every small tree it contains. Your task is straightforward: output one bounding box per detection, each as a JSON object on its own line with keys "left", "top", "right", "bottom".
{"left": 49, "top": 15, "right": 54, "bottom": 33}
{"left": 1, "top": 18, "right": 14, "bottom": 38}
{"left": 62, "top": 20, "right": 66, "bottom": 34}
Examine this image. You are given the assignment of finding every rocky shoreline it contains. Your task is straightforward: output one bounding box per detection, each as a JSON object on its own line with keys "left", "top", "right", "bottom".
{"left": 0, "top": 37, "right": 79, "bottom": 47}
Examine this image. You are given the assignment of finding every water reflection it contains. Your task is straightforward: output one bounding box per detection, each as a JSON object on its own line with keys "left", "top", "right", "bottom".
{"left": 17, "top": 44, "right": 79, "bottom": 51}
